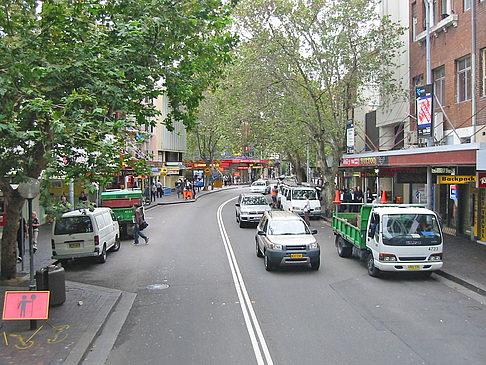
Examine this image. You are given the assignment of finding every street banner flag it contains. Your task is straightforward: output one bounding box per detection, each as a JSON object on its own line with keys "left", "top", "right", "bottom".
{"left": 416, "top": 84, "right": 434, "bottom": 138}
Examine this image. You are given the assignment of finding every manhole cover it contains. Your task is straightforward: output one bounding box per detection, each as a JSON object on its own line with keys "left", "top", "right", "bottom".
{"left": 146, "top": 284, "right": 170, "bottom": 290}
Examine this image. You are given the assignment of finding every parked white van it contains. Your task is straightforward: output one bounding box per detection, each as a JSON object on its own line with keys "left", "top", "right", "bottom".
{"left": 281, "top": 186, "right": 322, "bottom": 218}
{"left": 52, "top": 208, "right": 120, "bottom": 263}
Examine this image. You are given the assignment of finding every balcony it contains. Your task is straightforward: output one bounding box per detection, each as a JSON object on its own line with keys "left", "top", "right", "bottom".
{"left": 415, "top": 13, "right": 458, "bottom": 43}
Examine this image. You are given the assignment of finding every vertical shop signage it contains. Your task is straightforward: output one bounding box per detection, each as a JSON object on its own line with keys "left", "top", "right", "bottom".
{"left": 346, "top": 120, "right": 354, "bottom": 154}
{"left": 478, "top": 172, "right": 486, "bottom": 188}
{"left": 416, "top": 84, "right": 434, "bottom": 138}
{"left": 449, "top": 185, "right": 457, "bottom": 199}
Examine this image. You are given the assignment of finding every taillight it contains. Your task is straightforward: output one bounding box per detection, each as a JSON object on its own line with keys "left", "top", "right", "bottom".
{"left": 94, "top": 235, "right": 100, "bottom": 246}
{"left": 430, "top": 253, "right": 442, "bottom": 261}
{"left": 379, "top": 253, "right": 397, "bottom": 261}
{"left": 51, "top": 239, "right": 55, "bottom": 249}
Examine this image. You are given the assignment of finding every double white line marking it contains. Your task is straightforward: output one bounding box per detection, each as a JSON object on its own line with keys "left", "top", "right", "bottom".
{"left": 217, "top": 198, "right": 274, "bottom": 365}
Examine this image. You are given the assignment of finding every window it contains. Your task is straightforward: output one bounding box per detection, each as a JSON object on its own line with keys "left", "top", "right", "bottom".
{"left": 433, "top": 66, "right": 446, "bottom": 107}
{"left": 464, "top": 0, "right": 471, "bottom": 11}
{"left": 482, "top": 48, "right": 486, "bottom": 97}
{"left": 412, "top": 2, "right": 417, "bottom": 41}
{"left": 457, "top": 55, "right": 471, "bottom": 103}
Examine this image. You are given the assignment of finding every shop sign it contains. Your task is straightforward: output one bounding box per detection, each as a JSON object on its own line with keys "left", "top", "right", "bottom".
{"left": 438, "top": 175, "right": 476, "bottom": 184}
{"left": 237, "top": 166, "right": 249, "bottom": 170}
{"left": 450, "top": 185, "right": 457, "bottom": 199}
{"left": 341, "top": 156, "right": 389, "bottom": 167}
{"left": 431, "top": 167, "right": 454, "bottom": 174}
{"left": 478, "top": 172, "right": 486, "bottom": 188}
{"left": 342, "top": 157, "right": 359, "bottom": 167}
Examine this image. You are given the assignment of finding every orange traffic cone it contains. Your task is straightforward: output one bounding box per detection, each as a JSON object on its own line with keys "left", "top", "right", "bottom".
{"left": 380, "top": 190, "right": 387, "bottom": 204}
{"left": 333, "top": 190, "right": 342, "bottom": 204}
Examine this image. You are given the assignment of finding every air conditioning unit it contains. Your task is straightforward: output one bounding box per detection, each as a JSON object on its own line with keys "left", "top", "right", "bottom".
{"left": 406, "top": 131, "right": 418, "bottom": 148}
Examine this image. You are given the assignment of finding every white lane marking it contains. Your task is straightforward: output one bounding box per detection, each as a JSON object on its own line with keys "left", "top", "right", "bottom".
{"left": 217, "top": 198, "right": 274, "bottom": 365}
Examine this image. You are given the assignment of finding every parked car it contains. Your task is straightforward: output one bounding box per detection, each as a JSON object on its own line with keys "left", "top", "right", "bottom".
{"left": 250, "top": 180, "right": 271, "bottom": 194}
{"left": 235, "top": 193, "right": 272, "bottom": 227}
{"left": 280, "top": 185, "right": 322, "bottom": 218}
{"left": 51, "top": 207, "right": 120, "bottom": 264}
{"left": 255, "top": 211, "right": 320, "bottom": 271}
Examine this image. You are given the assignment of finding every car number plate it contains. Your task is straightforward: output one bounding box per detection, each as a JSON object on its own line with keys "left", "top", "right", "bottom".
{"left": 69, "top": 243, "right": 81, "bottom": 248}
{"left": 291, "top": 253, "right": 303, "bottom": 258}
{"left": 408, "top": 265, "right": 420, "bottom": 270}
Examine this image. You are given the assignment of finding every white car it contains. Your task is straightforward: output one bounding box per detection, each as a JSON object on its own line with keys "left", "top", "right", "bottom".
{"left": 250, "top": 180, "right": 271, "bottom": 194}
{"left": 236, "top": 193, "right": 272, "bottom": 227}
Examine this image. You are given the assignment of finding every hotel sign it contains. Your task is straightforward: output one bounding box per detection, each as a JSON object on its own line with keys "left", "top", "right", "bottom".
{"left": 438, "top": 175, "right": 476, "bottom": 184}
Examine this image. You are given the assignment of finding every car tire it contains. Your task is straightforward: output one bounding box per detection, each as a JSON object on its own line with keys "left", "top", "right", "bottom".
{"left": 98, "top": 245, "right": 107, "bottom": 264}
{"left": 239, "top": 219, "right": 245, "bottom": 228}
{"left": 110, "top": 236, "right": 121, "bottom": 252}
{"left": 336, "top": 236, "right": 352, "bottom": 258}
{"left": 367, "top": 252, "right": 380, "bottom": 277}
{"left": 236, "top": 213, "right": 239, "bottom": 223}
{"left": 264, "top": 252, "right": 273, "bottom": 271}
{"left": 311, "top": 258, "right": 320, "bottom": 271}
{"left": 256, "top": 240, "right": 263, "bottom": 257}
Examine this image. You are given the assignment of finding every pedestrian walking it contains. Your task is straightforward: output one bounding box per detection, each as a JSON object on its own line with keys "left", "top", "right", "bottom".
{"left": 271, "top": 185, "right": 278, "bottom": 208}
{"left": 132, "top": 203, "right": 149, "bottom": 245}
{"left": 175, "top": 179, "right": 182, "bottom": 199}
{"left": 303, "top": 194, "right": 311, "bottom": 226}
{"left": 151, "top": 183, "right": 157, "bottom": 202}
{"left": 156, "top": 180, "right": 163, "bottom": 198}
{"left": 32, "top": 211, "right": 40, "bottom": 253}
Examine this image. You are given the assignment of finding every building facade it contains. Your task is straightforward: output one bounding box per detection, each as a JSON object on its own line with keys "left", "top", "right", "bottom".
{"left": 339, "top": 0, "right": 486, "bottom": 242}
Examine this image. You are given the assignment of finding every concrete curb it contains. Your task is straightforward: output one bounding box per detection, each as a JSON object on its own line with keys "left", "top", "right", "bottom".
{"left": 63, "top": 281, "right": 122, "bottom": 365}
{"left": 145, "top": 186, "right": 239, "bottom": 209}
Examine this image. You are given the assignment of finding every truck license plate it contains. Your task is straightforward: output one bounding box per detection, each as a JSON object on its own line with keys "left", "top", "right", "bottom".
{"left": 408, "top": 265, "right": 420, "bottom": 270}
{"left": 291, "top": 253, "right": 303, "bottom": 258}
{"left": 69, "top": 243, "right": 80, "bottom": 248}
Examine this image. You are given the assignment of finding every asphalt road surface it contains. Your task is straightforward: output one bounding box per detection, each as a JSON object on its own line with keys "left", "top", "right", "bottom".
{"left": 62, "top": 187, "right": 486, "bottom": 365}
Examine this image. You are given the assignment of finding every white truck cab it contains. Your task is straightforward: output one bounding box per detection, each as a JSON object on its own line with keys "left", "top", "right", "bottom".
{"left": 366, "top": 206, "right": 443, "bottom": 276}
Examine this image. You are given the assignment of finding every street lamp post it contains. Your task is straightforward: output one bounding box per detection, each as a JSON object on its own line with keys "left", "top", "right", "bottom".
{"left": 18, "top": 178, "right": 40, "bottom": 330}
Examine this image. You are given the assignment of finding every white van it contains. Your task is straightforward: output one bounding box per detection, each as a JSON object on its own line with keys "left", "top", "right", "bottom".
{"left": 281, "top": 186, "right": 322, "bottom": 218}
{"left": 52, "top": 208, "right": 120, "bottom": 263}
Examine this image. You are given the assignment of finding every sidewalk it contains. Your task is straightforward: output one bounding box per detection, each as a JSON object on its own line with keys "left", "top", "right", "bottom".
{"left": 1, "top": 185, "right": 485, "bottom": 364}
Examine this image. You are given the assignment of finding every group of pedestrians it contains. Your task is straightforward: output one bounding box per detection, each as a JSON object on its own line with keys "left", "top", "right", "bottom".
{"left": 175, "top": 179, "right": 197, "bottom": 200}
{"left": 338, "top": 186, "right": 365, "bottom": 212}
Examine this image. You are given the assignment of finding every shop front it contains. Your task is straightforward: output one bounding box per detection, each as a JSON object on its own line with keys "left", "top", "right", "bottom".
{"left": 339, "top": 144, "right": 484, "bottom": 240}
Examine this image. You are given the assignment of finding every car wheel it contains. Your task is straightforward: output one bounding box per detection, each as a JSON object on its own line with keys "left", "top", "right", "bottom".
{"left": 239, "top": 219, "right": 245, "bottom": 228}
{"left": 336, "top": 236, "right": 352, "bottom": 258}
{"left": 256, "top": 240, "right": 263, "bottom": 257}
{"left": 311, "top": 257, "right": 320, "bottom": 271}
{"left": 98, "top": 245, "right": 107, "bottom": 264}
{"left": 264, "top": 252, "right": 273, "bottom": 271}
{"left": 110, "top": 236, "right": 121, "bottom": 252}
{"left": 367, "top": 252, "right": 380, "bottom": 277}
{"left": 236, "top": 213, "right": 239, "bottom": 223}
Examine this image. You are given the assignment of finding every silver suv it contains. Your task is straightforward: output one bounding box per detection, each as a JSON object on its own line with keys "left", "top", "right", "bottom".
{"left": 255, "top": 211, "right": 320, "bottom": 271}
{"left": 235, "top": 193, "right": 272, "bottom": 228}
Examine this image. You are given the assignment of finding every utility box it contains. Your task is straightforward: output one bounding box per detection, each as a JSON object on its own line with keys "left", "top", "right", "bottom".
{"left": 35, "top": 265, "right": 66, "bottom": 307}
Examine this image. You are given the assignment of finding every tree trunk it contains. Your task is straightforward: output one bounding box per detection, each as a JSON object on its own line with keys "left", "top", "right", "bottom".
{"left": 0, "top": 186, "right": 26, "bottom": 280}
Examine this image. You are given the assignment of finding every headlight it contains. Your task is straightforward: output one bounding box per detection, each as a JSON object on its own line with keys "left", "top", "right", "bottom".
{"left": 268, "top": 243, "right": 283, "bottom": 250}
{"left": 429, "top": 253, "right": 442, "bottom": 261}
{"left": 309, "top": 242, "right": 319, "bottom": 249}
{"left": 379, "top": 253, "right": 397, "bottom": 261}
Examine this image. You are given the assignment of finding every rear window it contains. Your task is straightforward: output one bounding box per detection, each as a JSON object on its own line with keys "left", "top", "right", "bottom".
{"left": 55, "top": 216, "right": 93, "bottom": 235}
{"left": 292, "top": 189, "right": 317, "bottom": 200}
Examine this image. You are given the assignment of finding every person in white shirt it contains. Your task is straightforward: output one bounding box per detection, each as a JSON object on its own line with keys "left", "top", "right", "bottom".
{"left": 303, "top": 194, "right": 311, "bottom": 226}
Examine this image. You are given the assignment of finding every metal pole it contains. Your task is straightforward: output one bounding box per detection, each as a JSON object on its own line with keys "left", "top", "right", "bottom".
{"left": 28, "top": 198, "right": 37, "bottom": 330}
{"left": 306, "top": 146, "right": 310, "bottom": 183}
{"left": 69, "top": 179, "right": 74, "bottom": 207}
{"left": 471, "top": 0, "right": 477, "bottom": 143}
{"left": 425, "top": 0, "right": 433, "bottom": 210}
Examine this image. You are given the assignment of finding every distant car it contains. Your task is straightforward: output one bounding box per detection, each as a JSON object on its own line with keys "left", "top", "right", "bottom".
{"left": 235, "top": 193, "right": 272, "bottom": 227}
{"left": 255, "top": 211, "right": 320, "bottom": 271}
{"left": 250, "top": 180, "right": 271, "bottom": 194}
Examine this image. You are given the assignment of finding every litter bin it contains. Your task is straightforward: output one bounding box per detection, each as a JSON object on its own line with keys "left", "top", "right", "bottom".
{"left": 35, "top": 265, "right": 66, "bottom": 307}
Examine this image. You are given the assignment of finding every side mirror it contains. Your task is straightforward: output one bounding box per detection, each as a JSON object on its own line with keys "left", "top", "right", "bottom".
{"left": 257, "top": 230, "right": 266, "bottom": 236}
{"left": 311, "top": 229, "right": 317, "bottom": 234}
{"left": 117, "top": 216, "right": 122, "bottom": 221}
{"left": 235, "top": 203, "right": 240, "bottom": 207}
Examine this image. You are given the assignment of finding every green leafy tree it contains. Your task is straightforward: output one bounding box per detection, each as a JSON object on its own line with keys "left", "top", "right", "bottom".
{"left": 0, "top": 0, "right": 235, "bottom": 279}
{"left": 231, "top": 0, "right": 404, "bottom": 212}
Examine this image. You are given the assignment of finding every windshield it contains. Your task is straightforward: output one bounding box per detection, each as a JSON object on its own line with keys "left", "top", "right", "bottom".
{"left": 55, "top": 216, "right": 93, "bottom": 235}
{"left": 292, "top": 189, "right": 317, "bottom": 200}
{"left": 252, "top": 181, "right": 265, "bottom": 186}
{"left": 382, "top": 214, "right": 441, "bottom": 246}
{"left": 242, "top": 196, "right": 268, "bottom": 205}
{"left": 268, "top": 220, "right": 309, "bottom": 235}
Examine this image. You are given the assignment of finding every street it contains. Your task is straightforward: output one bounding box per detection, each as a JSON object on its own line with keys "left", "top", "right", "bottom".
{"left": 60, "top": 187, "right": 486, "bottom": 365}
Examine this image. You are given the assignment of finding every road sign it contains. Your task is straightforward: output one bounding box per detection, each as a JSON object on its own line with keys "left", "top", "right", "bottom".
{"left": 205, "top": 167, "right": 210, "bottom": 176}
{"left": 3, "top": 291, "right": 50, "bottom": 320}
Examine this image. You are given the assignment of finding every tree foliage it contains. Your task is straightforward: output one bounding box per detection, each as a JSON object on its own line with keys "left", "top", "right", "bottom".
{"left": 0, "top": 0, "right": 236, "bottom": 278}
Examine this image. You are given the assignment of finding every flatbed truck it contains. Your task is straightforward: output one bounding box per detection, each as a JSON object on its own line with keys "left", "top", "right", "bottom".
{"left": 332, "top": 204, "right": 443, "bottom": 277}
{"left": 101, "top": 189, "right": 143, "bottom": 239}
